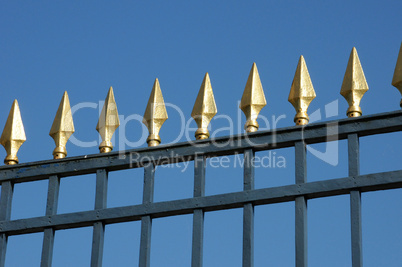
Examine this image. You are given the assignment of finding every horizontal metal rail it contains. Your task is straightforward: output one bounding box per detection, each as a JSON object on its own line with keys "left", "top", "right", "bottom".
{"left": 1, "top": 169, "right": 401, "bottom": 236}
{"left": 0, "top": 110, "right": 400, "bottom": 183}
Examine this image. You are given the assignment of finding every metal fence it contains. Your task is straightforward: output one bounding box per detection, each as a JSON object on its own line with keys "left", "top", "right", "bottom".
{"left": 0, "top": 43, "right": 401, "bottom": 266}
{"left": 0, "top": 110, "right": 401, "bottom": 267}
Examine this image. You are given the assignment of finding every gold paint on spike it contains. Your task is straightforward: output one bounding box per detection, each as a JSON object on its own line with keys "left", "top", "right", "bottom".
{"left": 288, "top": 56, "right": 316, "bottom": 125}
{"left": 143, "top": 78, "right": 168, "bottom": 147}
{"left": 96, "top": 87, "right": 120, "bottom": 153}
{"left": 49, "top": 91, "right": 75, "bottom": 159}
{"left": 240, "top": 63, "right": 267, "bottom": 133}
{"left": 0, "top": 100, "right": 26, "bottom": 165}
{"left": 340, "top": 47, "right": 369, "bottom": 117}
{"left": 392, "top": 42, "right": 402, "bottom": 108}
{"left": 191, "top": 73, "right": 217, "bottom": 140}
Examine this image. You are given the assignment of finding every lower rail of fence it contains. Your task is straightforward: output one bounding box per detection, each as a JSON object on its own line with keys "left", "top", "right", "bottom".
{"left": 1, "top": 169, "right": 401, "bottom": 236}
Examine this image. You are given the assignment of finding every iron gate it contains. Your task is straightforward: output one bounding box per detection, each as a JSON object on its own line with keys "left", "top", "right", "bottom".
{"left": 0, "top": 43, "right": 402, "bottom": 266}
{"left": 0, "top": 110, "right": 401, "bottom": 267}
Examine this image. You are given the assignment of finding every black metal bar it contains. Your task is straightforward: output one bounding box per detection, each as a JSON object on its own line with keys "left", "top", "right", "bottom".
{"left": 192, "top": 154, "right": 205, "bottom": 267}
{"left": 295, "top": 142, "right": 307, "bottom": 185}
{"left": 0, "top": 181, "right": 13, "bottom": 267}
{"left": 243, "top": 149, "right": 254, "bottom": 267}
{"left": 0, "top": 111, "right": 400, "bottom": 183}
{"left": 295, "top": 141, "right": 307, "bottom": 267}
{"left": 1, "top": 169, "right": 402, "bottom": 236}
{"left": 139, "top": 164, "right": 155, "bottom": 267}
{"left": 41, "top": 229, "right": 55, "bottom": 267}
{"left": 94, "top": 169, "right": 108, "bottom": 210}
{"left": 40, "top": 175, "right": 60, "bottom": 267}
{"left": 243, "top": 150, "right": 255, "bottom": 191}
{"left": 193, "top": 154, "right": 206, "bottom": 198}
{"left": 0, "top": 182, "right": 13, "bottom": 221}
{"left": 348, "top": 134, "right": 362, "bottom": 267}
{"left": 91, "top": 222, "right": 105, "bottom": 267}
{"left": 91, "top": 169, "right": 108, "bottom": 267}
{"left": 348, "top": 134, "right": 360, "bottom": 177}
{"left": 350, "top": 191, "right": 362, "bottom": 266}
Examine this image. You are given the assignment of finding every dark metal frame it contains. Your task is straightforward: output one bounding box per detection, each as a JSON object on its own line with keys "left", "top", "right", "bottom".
{"left": 0, "top": 110, "right": 401, "bottom": 267}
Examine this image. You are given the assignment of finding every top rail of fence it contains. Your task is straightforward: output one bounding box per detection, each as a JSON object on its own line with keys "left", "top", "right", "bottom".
{"left": 0, "top": 110, "right": 400, "bottom": 183}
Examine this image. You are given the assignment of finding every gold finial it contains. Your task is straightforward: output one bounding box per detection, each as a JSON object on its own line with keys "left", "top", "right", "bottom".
{"left": 340, "top": 47, "right": 369, "bottom": 117}
{"left": 96, "top": 87, "right": 120, "bottom": 153}
{"left": 191, "top": 73, "right": 217, "bottom": 140}
{"left": 143, "top": 78, "right": 168, "bottom": 147}
{"left": 288, "top": 56, "right": 316, "bottom": 125}
{"left": 49, "top": 91, "right": 75, "bottom": 159}
{"left": 240, "top": 62, "right": 267, "bottom": 132}
{"left": 0, "top": 100, "right": 26, "bottom": 165}
{"left": 392, "top": 42, "right": 402, "bottom": 108}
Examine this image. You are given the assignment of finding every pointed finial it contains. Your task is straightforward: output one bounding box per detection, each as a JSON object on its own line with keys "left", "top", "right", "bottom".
{"left": 191, "top": 73, "right": 217, "bottom": 140}
{"left": 0, "top": 100, "right": 26, "bottom": 165}
{"left": 240, "top": 63, "right": 267, "bottom": 132}
{"left": 143, "top": 78, "right": 168, "bottom": 147}
{"left": 96, "top": 87, "right": 120, "bottom": 153}
{"left": 49, "top": 91, "right": 75, "bottom": 159}
{"left": 340, "top": 47, "right": 369, "bottom": 117}
{"left": 288, "top": 56, "right": 316, "bottom": 125}
{"left": 392, "top": 42, "right": 402, "bottom": 108}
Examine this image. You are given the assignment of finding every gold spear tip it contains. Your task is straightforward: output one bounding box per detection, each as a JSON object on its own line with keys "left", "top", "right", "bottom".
{"left": 96, "top": 86, "right": 120, "bottom": 153}
{"left": 143, "top": 78, "right": 168, "bottom": 147}
{"left": 288, "top": 55, "right": 316, "bottom": 125}
{"left": 340, "top": 47, "right": 369, "bottom": 117}
{"left": 191, "top": 72, "right": 217, "bottom": 140}
{"left": 240, "top": 62, "right": 267, "bottom": 132}
{"left": 0, "top": 99, "right": 26, "bottom": 165}
{"left": 392, "top": 42, "right": 402, "bottom": 107}
{"left": 49, "top": 91, "right": 75, "bottom": 159}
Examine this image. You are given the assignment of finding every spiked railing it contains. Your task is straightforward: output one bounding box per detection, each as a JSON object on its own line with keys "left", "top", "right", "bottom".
{"left": 0, "top": 100, "right": 26, "bottom": 165}
{"left": 0, "top": 44, "right": 401, "bottom": 267}
{"left": 143, "top": 78, "right": 168, "bottom": 147}
{"left": 340, "top": 47, "right": 369, "bottom": 117}
{"left": 240, "top": 63, "right": 267, "bottom": 132}
{"left": 288, "top": 56, "right": 316, "bottom": 125}
{"left": 191, "top": 73, "right": 217, "bottom": 140}
{"left": 0, "top": 44, "right": 401, "bottom": 164}
{"left": 49, "top": 91, "right": 75, "bottom": 159}
{"left": 96, "top": 87, "right": 120, "bottom": 153}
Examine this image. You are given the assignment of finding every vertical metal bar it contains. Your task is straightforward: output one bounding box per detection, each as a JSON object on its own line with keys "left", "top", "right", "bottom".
{"left": 41, "top": 175, "right": 60, "bottom": 267}
{"left": 0, "top": 182, "right": 13, "bottom": 220}
{"left": 91, "top": 169, "right": 108, "bottom": 267}
{"left": 348, "top": 134, "right": 360, "bottom": 177}
{"left": 91, "top": 222, "right": 105, "bottom": 267}
{"left": 348, "top": 134, "right": 362, "bottom": 267}
{"left": 94, "top": 169, "right": 108, "bottom": 210}
{"left": 243, "top": 149, "right": 254, "bottom": 267}
{"left": 191, "top": 154, "right": 206, "bottom": 267}
{"left": 350, "top": 191, "right": 362, "bottom": 266}
{"left": 0, "top": 181, "right": 13, "bottom": 267}
{"left": 139, "top": 163, "right": 155, "bottom": 267}
{"left": 295, "top": 141, "right": 307, "bottom": 267}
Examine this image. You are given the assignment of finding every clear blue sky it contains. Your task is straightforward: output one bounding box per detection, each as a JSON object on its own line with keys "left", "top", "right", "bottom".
{"left": 0, "top": 1, "right": 401, "bottom": 266}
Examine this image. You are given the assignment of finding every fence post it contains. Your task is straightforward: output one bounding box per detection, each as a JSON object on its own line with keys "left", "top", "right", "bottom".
{"left": 0, "top": 181, "right": 13, "bottom": 267}
{"left": 295, "top": 141, "right": 307, "bottom": 267}
{"left": 348, "top": 134, "right": 362, "bottom": 267}
{"left": 192, "top": 154, "right": 206, "bottom": 267}
{"left": 91, "top": 169, "right": 108, "bottom": 267}
{"left": 40, "top": 175, "right": 60, "bottom": 267}
{"left": 139, "top": 163, "right": 155, "bottom": 267}
{"left": 243, "top": 149, "right": 255, "bottom": 267}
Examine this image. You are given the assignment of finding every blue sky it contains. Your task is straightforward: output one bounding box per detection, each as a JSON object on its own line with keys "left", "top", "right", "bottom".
{"left": 0, "top": 1, "right": 401, "bottom": 266}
